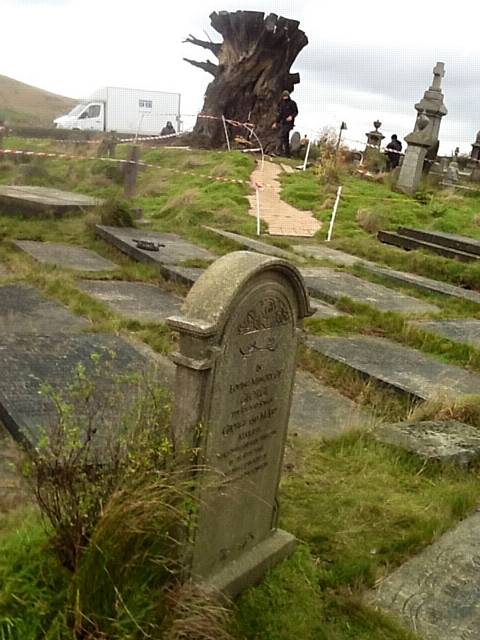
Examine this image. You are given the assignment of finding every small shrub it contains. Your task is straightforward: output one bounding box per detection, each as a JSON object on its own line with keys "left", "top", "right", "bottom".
{"left": 355, "top": 208, "right": 385, "bottom": 234}
{"left": 90, "top": 159, "right": 123, "bottom": 185}
{"left": 96, "top": 196, "right": 136, "bottom": 227}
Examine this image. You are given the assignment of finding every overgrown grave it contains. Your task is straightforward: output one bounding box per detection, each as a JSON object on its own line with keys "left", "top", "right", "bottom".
{"left": 167, "top": 251, "right": 313, "bottom": 596}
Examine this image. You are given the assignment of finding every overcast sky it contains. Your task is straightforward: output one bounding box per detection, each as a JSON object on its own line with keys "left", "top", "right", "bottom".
{"left": 3, "top": 0, "right": 480, "bottom": 154}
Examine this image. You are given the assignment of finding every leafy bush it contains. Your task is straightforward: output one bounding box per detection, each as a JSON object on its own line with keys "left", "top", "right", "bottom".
{"left": 96, "top": 196, "right": 136, "bottom": 227}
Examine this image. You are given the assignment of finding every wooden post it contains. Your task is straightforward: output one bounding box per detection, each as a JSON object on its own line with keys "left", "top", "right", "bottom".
{"left": 124, "top": 145, "right": 139, "bottom": 198}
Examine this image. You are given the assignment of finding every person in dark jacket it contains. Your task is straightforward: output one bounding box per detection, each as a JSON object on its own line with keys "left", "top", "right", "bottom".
{"left": 385, "top": 134, "right": 402, "bottom": 170}
{"left": 161, "top": 121, "right": 176, "bottom": 136}
{"left": 272, "top": 90, "right": 298, "bottom": 157}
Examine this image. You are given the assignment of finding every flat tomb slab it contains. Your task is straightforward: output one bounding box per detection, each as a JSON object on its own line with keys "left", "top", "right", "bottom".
{"left": 300, "top": 268, "right": 438, "bottom": 314}
{"left": 0, "top": 284, "right": 89, "bottom": 335}
{"left": 293, "top": 245, "right": 368, "bottom": 267}
{"left": 372, "top": 510, "right": 480, "bottom": 640}
{"left": 203, "top": 226, "right": 295, "bottom": 259}
{"left": 305, "top": 334, "right": 480, "bottom": 400}
{"left": 15, "top": 241, "right": 117, "bottom": 271}
{"left": 374, "top": 420, "right": 480, "bottom": 465}
{"left": 309, "top": 298, "right": 347, "bottom": 319}
{"left": 290, "top": 370, "right": 373, "bottom": 438}
{"left": 96, "top": 225, "right": 215, "bottom": 266}
{"left": 412, "top": 319, "right": 480, "bottom": 349}
{"left": 158, "top": 265, "right": 204, "bottom": 288}
{"left": 0, "top": 333, "right": 173, "bottom": 448}
{"left": 77, "top": 280, "right": 182, "bottom": 323}
{"left": 0, "top": 185, "right": 100, "bottom": 217}
{"left": 363, "top": 264, "right": 480, "bottom": 306}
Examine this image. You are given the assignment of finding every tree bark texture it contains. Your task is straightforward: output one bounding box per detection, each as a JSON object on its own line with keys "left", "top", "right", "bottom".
{"left": 184, "top": 10, "right": 308, "bottom": 152}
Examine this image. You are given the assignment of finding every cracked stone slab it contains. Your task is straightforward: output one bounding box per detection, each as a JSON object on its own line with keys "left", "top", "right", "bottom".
{"left": 96, "top": 225, "right": 215, "bottom": 266}
{"left": 203, "top": 226, "right": 295, "bottom": 259}
{"left": 293, "top": 245, "right": 369, "bottom": 267}
{"left": 310, "top": 298, "right": 347, "bottom": 319}
{"left": 300, "top": 268, "right": 438, "bottom": 314}
{"left": 305, "top": 334, "right": 480, "bottom": 400}
{"left": 77, "top": 280, "right": 182, "bottom": 323}
{"left": 374, "top": 420, "right": 480, "bottom": 465}
{"left": 0, "top": 284, "right": 89, "bottom": 335}
{"left": 363, "top": 264, "right": 480, "bottom": 306}
{"left": 15, "top": 240, "right": 117, "bottom": 271}
{"left": 0, "top": 333, "right": 174, "bottom": 448}
{"left": 289, "top": 370, "right": 374, "bottom": 438}
{"left": 371, "top": 510, "right": 480, "bottom": 640}
{"left": 0, "top": 185, "right": 101, "bottom": 217}
{"left": 412, "top": 319, "right": 480, "bottom": 349}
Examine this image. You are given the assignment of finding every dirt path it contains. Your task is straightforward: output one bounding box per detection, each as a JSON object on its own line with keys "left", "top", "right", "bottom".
{"left": 248, "top": 160, "right": 321, "bottom": 237}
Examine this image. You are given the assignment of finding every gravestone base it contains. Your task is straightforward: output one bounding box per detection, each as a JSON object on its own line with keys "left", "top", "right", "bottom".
{"left": 205, "top": 529, "right": 296, "bottom": 598}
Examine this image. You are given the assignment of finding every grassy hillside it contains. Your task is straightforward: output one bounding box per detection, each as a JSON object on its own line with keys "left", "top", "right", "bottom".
{"left": 0, "top": 74, "right": 76, "bottom": 126}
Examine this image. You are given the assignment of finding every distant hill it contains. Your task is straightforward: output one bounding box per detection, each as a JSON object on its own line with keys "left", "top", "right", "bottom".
{"left": 0, "top": 75, "right": 76, "bottom": 127}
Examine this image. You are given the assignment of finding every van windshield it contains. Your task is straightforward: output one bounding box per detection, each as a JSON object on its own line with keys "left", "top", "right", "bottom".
{"left": 67, "top": 104, "right": 86, "bottom": 117}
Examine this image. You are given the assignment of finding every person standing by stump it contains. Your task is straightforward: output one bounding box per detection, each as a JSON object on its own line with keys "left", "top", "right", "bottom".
{"left": 272, "top": 90, "right": 298, "bottom": 157}
{"left": 386, "top": 134, "right": 402, "bottom": 171}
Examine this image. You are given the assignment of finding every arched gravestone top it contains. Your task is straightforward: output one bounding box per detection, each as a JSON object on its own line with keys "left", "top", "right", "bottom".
{"left": 167, "top": 251, "right": 312, "bottom": 597}
{"left": 290, "top": 131, "right": 301, "bottom": 153}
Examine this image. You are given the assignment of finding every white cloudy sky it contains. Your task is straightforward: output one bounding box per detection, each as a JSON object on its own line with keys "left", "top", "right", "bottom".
{"left": 3, "top": 0, "right": 480, "bottom": 154}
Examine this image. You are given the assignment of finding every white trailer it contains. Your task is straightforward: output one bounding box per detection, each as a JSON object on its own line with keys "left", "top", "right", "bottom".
{"left": 54, "top": 87, "right": 181, "bottom": 136}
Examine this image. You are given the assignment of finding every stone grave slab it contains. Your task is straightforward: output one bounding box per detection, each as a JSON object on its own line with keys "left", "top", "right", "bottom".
{"left": 289, "top": 370, "right": 373, "bottom": 438}
{"left": 300, "top": 268, "right": 438, "bottom": 314}
{"left": 310, "top": 298, "right": 346, "bottom": 319}
{"left": 167, "top": 251, "right": 313, "bottom": 597}
{"left": 372, "top": 510, "right": 480, "bottom": 639}
{"left": 305, "top": 334, "right": 480, "bottom": 400}
{"left": 0, "top": 333, "right": 173, "bottom": 448}
{"left": 15, "top": 240, "right": 117, "bottom": 272}
{"left": 96, "top": 225, "right": 215, "bottom": 266}
{"left": 293, "top": 244, "right": 368, "bottom": 267}
{"left": 0, "top": 185, "right": 100, "bottom": 218}
{"left": 374, "top": 420, "right": 480, "bottom": 465}
{"left": 412, "top": 319, "right": 480, "bottom": 349}
{"left": 363, "top": 264, "right": 480, "bottom": 306}
{"left": 77, "top": 280, "right": 182, "bottom": 323}
{"left": 203, "top": 226, "right": 294, "bottom": 259}
{"left": 0, "top": 284, "right": 89, "bottom": 335}
{"left": 158, "top": 265, "right": 204, "bottom": 288}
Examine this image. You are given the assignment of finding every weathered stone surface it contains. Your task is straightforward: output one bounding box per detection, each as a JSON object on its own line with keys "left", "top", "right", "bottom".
{"left": 364, "top": 264, "right": 480, "bottom": 305}
{"left": 96, "top": 225, "right": 214, "bottom": 265}
{"left": 15, "top": 240, "right": 117, "bottom": 272}
{"left": 158, "top": 265, "right": 204, "bottom": 287}
{"left": 374, "top": 420, "right": 480, "bottom": 465}
{"left": 309, "top": 298, "right": 346, "bottom": 319}
{"left": 293, "top": 244, "right": 367, "bottom": 266}
{"left": 203, "top": 226, "right": 295, "bottom": 259}
{"left": 372, "top": 510, "right": 480, "bottom": 639}
{"left": 0, "top": 185, "right": 100, "bottom": 217}
{"left": 0, "top": 284, "right": 89, "bottom": 335}
{"left": 289, "top": 371, "right": 373, "bottom": 438}
{"left": 0, "top": 334, "right": 173, "bottom": 447}
{"left": 305, "top": 334, "right": 480, "bottom": 400}
{"left": 413, "top": 319, "right": 480, "bottom": 349}
{"left": 168, "top": 251, "right": 313, "bottom": 596}
{"left": 300, "top": 268, "right": 438, "bottom": 314}
{"left": 77, "top": 280, "right": 182, "bottom": 323}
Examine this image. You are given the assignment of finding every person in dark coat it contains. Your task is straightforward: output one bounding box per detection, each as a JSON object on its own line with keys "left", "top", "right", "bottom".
{"left": 386, "top": 134, "right": 402, "bottom": 170}
{"left": 161, "top": 121, "right": 176, "bottom": 136}
{"left": 272, "top": 90, "right": 298, "bottom": 157}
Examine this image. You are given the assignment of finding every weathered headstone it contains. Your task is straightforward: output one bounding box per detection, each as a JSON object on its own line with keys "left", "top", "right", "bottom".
{"left": 77, "top": 280, "right": 182, "bottom": 323}
{"left": 123, "top": 145, "right": 140, "bottom": 198}
{"left": 15, "top": 241, "right": 117, "bottom": 272}
{"left": 397, "top": 62, "right": 448, "bottom": 195}
{"left": 290, "top": 131, "right": 301, "bottom": 154}
{"left": 167, "top": 251, "right": 313, "bottom": 596}
{"left": 374, "top": 420, "right": 480, "bottom": 465}
{"left": 0, "top": 186, "right": 101, "bottom": 218}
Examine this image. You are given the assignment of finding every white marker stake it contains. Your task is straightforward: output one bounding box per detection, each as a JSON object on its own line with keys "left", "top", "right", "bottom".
{"left": 302, "top": 139, "right": 312, "bottom": 171}
{"left": 222, "top": 115, "right": 231, "bottom": 151}
{"left": 256, "top": 187, "right": 261, "bottom": 236}
{"left": 327, "top": 186, "right": 342, "bottom": 242}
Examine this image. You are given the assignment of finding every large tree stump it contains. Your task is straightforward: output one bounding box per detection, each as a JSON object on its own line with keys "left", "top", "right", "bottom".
{"left": 184, "top": 10, "right": 308, "bottom": 152}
